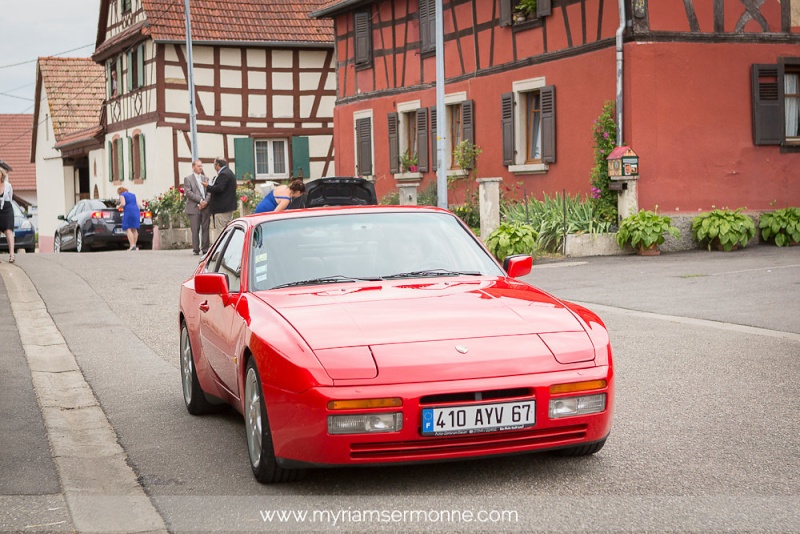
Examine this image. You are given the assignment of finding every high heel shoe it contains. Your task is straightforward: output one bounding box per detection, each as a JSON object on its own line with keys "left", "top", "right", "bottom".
{"left": 8, "top": 254, "right": 15, "bottom": 263}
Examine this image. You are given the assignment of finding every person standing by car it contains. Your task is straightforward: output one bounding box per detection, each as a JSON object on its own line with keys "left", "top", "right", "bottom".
{"left": 254, "top": 180, "right": 305, "bottom": 213}
{"left": 207, "top": 157, "right": 237, "bottom": 229}
{"left": 117, "top": 186, "right": 140, "bottom": 251}
{"left": 184, "top": 159, "right": 211, "bottom": 255}
{"left": 0, "top": 162, "right": 15, "bottom": 263}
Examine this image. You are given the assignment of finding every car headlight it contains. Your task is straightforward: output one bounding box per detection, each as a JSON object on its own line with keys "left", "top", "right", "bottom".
{"left": 548, "top": 394, "right": 606, "bottom": 419}
{"left": 328, "top": 413, "right": 403, "bottom": 435}
{"left": 20, "top": 220, "right": 32, "bottom": 230}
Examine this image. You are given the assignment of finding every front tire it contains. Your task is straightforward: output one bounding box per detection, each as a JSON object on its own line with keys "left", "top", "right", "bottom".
{"left": 180, "top": 321, "right": 213, "bottom": 415}
{"left": 244, "top": 358, "right": 304, "bottom": 483}
{"left": 75, "top": 231, "right": 85, "bottom": 253}
{"left": 54, "top": 234, "right": 62, "bottom": 253}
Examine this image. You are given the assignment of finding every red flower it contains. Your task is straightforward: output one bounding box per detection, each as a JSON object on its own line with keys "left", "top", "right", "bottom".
{"left": 179, "top": 187, "right": 185, "bottom": 195}
{"left": 240, "top": 195, "right": 248, "bottom": 202}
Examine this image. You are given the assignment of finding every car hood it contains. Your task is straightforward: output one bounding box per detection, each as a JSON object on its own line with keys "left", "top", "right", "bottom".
{"left": 255, "top": 278, "right": 595, "bottom": 382}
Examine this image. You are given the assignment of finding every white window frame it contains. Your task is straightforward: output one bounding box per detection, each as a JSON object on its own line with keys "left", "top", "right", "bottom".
{"left": 254, "top": 138, "right": 290, "bottom": 180}
{"left": 510, "top": 77, "right": 549, "bottom": 174}
{"left": 353, "top": 109, "right": 374, "bottom": 179}
{"left": 444, "top": 92, "right": 467, "bottom": 176}
{"left": 397, "top": 100, "right": 420, "bottom": 166}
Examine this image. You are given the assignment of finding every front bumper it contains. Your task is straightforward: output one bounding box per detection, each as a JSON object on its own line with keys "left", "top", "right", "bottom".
{"left": 264, "top": 366, "right": 613, "bottom": 467}
{"left": 0, "top": 230, "right": 35, "bottom": 251}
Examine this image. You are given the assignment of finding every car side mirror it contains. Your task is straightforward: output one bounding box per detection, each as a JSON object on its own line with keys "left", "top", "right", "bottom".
{"left": 57, "top": 215, "right": 66, "bottom": 220}
{"left": 195, "top": 272, "right": 230, "bottom": 297}
{"left": 503, "top": 255, "right": 533, "bottom": 278}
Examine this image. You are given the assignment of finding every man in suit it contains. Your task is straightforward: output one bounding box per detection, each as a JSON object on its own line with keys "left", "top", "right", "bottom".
{"left": 207, "top": 157, "right": 237, "bottom": 229}
{"left": 183, "top": 159, "right": 211, "bottom": 255}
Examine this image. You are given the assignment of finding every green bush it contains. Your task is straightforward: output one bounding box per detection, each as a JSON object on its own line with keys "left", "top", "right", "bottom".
{"left": 485, "top": 221, "right": 537, "bottom": 262}
{"left": 616, "top": 209, "right": 680, "bottom": 250}
{"left": 590, "top": 101, "right": 619, "bottom": 225}
{"left": 759, "top": 207, "right": 800, "bottom": 246}
{"left": 692, "top": 208, "right": 756, "bottom": 251}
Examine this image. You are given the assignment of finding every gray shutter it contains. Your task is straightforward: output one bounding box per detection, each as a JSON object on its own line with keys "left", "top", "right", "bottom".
{"left": 751, "top": 64, "right": 782, "bottom": 145}
{"left": 420, "top": 0, "right": 435, "bottom": 53}
{"left": 499, "top": 0, "right": 513, "bottom": 27}
{"left": 462, "top": 100, "right": 474, "bottom": 145}
{"left": 388, "top": 113, "right": 399, "bottom": 173}
{"left": 417, "top": 108, "right": 429, "bottom": 172}
{"left": 537, "top": 0, "right": 552, "bottom": 18}
{"left": 430, "top": 107, "right": 438, "bottom": 171}
{"left": 541, "top": 86, "right": 556, "bottom": 163}
{"left": 137, "top": 44, "right": 145, "bottom": 88}
{"left": 501, "top": 93, "right": 515, "bottom": 166}
{"left": 354, "top": 12, "right": 371, "bottom": 66}
{"left": 356, "top": 117, "right": 373, "bottom": 176}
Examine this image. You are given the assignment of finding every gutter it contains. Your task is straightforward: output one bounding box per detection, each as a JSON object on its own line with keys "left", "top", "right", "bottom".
{"left": 152, "top": 39, "right": 333, "bottom": 49}
{"left": 309, "top": 0, "right": 372, "bottom": 19}
{"left": 616, "top": 0, "right": 625, "bottom": 145}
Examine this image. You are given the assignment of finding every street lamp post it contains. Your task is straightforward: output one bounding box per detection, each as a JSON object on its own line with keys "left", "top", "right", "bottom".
{"left": 435, "top": 0, "right": 447, "bottom": 209}
{"left": 183, "top": 0, "right": 199, "bottom": 162}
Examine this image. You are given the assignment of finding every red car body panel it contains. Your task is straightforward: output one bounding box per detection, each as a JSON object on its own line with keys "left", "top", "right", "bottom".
{"left": 179, "top": 206, "right": 614, "bottom": 469}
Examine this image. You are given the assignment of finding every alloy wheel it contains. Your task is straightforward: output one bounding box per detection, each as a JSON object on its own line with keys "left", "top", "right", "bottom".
{"left": 244, "top": 367, "right": 263, "bottom": 468}
{"left": 180, "top": 325, "right": 193, "bottom": 404}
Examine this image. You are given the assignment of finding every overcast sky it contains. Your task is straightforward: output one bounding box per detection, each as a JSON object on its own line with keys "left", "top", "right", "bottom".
{"left": 0, "top": 0, "right": 99, "bottom": 115}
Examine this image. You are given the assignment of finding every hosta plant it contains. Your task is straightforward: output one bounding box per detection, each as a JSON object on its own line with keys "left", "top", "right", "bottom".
{"left": 485, "top": 221, "right": 537, "bottom": 262}
{"left": 692, "top": 208, "right": 756, "bottom": 252}
{"left": 616, "top": 209, "right": 680, "bottom": 251}
{"left": 759, "top": 207, "right": 800, "bottom": 246}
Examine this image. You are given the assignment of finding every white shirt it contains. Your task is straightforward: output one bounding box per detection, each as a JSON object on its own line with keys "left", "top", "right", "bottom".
{"left": 0, "top": 180, "right": 11, "bottom": 210}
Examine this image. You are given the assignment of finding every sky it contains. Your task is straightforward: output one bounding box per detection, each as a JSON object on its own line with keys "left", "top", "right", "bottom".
{"left": 0, "top": 0, "right": 100, "bottom": 115}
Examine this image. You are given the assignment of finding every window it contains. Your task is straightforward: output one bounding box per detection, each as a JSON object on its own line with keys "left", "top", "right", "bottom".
{"left": 503, "top": 80, "right": 556, "bottom": 172}
{"left": 108, "top": 137, "right": 125, "bottom": 182}
{"left": 419, "top": 0, "right": 436, "bottom": 54}
{"left": 107, "top": 58, "right": 121, "bottom": 98}
{"left": 430, "top": 98, "right": 473, "bottom": 171}
{"left": 355, "top": 114, "right": 373, "bottom": 177}
{"left": 255, "top": 139, "right": 289, "bottom": 179}
{"left": 122, "top": 0, "right": 131, "bottom": 13}
{"left": 752, "top": 60, "right": 800, "bottom": 146}
{"left": 388, "top": 103, "right": 429, "bottom": 173}
{"left": 127, "top": 44, "right": 145, "bottom": 91}
{"left": 218, "top": 228, "right": 245, "bottom": 293}
{"left": 354, "top": 11, "right": 372, "bottom": 68}
{"left": 499, "top": 0, "right": 552, "bottom": 26}
{"left": 131, "top": 133, "right": 146, "bottom": 180}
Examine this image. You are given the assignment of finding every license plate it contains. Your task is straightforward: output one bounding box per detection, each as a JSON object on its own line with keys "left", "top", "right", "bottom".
{"left": 421, "top": 400, "right": 535, "bottom": 436}
{"left": 114, "top": 227, "right": 125, "bottom": 235}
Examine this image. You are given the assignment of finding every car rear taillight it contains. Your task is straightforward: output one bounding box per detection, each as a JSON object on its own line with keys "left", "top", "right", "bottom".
{"left": 141, "top": 211, "right": 152, "bottom": 218}
{"left": 91, "top": 211, "right": 111, "bottom": 219}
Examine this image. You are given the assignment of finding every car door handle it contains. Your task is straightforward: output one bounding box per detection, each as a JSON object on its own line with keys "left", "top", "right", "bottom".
{"left": 199, "top": 301, "right": 210, "bottom": 313}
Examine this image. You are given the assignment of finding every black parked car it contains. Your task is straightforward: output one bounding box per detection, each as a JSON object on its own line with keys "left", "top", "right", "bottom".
{"left": 287, "top": 177, "right": 377, "bottom": 209}
{"left": 54, "top": 199, "right": 154, "bottom": 252}
{"left": 0, "top": 199, "right": 36, "bottom": 253}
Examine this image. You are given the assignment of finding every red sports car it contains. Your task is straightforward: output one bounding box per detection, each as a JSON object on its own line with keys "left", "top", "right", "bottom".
{"left": 179, "top": 206, "right": 613, "bottom": 483}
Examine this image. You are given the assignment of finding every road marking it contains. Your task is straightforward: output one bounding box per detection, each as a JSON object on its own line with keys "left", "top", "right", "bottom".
{"left": 576, "top": 301, "right": 800, "bottom": 342}
{"left": 0, "top": 264, "right": 167, "bottom": 533}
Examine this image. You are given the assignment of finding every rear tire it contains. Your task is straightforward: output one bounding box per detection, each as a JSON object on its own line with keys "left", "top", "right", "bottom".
{"left": 75, "top": 231, "right": 86, "bottom": 253}
{"left": 244, "top": 358, "right": 305, "bottom": 483}
{"left": 551, "top": 438, "right": 607, "bottom": 457}
{"left": 54, "top": 234, "right": 62, "bottom": 253}
{"left": 180, "top": 321, "right": 213, "bottom": 415}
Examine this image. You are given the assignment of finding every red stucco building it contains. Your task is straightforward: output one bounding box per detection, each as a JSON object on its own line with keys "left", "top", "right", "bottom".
{"left": 311, "top": 0, "right": 800, "bottom": 213}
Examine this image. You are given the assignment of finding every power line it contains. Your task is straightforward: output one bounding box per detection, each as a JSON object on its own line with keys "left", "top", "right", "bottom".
{"left": 0, "top": 92, "right": 34, "bottom": 101}
{"left": 0, "top": 43, "right": 95, "bottom": 70}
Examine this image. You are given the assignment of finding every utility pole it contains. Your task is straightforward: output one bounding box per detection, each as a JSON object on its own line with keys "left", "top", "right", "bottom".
{"left": 435, "top": 0, "right": 447, "bottom": 209}
{"left": 184, "top": 0, "right": 199, "bottom": 161}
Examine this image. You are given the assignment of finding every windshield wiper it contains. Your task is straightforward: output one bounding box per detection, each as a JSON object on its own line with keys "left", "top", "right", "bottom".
{"left": 271, "top": 275, "right": 383, "bottom": 289}
{"left": 383, "top": 269, "right": 482, "bottom": 279}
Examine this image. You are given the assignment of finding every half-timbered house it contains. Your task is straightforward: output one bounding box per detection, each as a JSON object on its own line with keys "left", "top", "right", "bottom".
{"left": 312, "top": 0, "right": 800, "bottom": 212}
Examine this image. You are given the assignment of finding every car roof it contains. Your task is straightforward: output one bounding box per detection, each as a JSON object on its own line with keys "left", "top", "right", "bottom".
{"left": 237, "top": 204, "right": 452, "bottom": 228}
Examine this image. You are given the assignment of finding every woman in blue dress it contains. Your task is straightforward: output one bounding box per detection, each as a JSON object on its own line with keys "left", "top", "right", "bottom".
{"left": 117, "top": 187, "right": 140, "bottom": 250}
{"left": 255, "top": 180, "right": 305, "bottom": 213}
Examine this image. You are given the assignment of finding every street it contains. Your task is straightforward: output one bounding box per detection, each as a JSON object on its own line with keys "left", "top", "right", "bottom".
{"left": 1, "top": 246, "right": 799, "bottom": 533}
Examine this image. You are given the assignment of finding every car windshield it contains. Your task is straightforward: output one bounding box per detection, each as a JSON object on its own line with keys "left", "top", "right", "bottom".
{"left": 249, "top": 211, "right": 504, "bottom": 291}
{"left": 11, "top": 201, "right": 23, "bottom": 218}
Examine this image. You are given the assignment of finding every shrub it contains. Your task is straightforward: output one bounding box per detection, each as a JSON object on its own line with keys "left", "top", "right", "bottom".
{"left": 759, "top": 207, "right": 800, "bottom": 246}
{"left": 146, "top": 186, "right": 186, "bottom": 227}
{"left": 590, "top": 101, "right": 619, "bottom": 225}
{"left": 485, "top": 221, "right": 538, "bottom": 262}
{"left": 692, "top": 208, "right": 756, "bottom": 251}
{"left": 616, "top": 209, "right": 680, "bottom": 250}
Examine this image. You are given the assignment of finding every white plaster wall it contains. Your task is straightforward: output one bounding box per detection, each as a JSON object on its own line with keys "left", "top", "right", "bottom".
{"left": 248, "top": 71, "right": 267, "bottom": 90}
{"left": 272, "top": 72, "right": 293, "bottom": 91}
{"left": 34, "top": 89, "right": 70, "bottom": 250}
{"left": 299, "top": 50, "right": 328, "bottom": 68}
{"left": 247, "top": 49, "right": 266, "bottom": 68}
{"left": 220, "top": 48, "right": 241, "bottom": 66}
{"left": 310, "top": 134, "right": 334, "bottom": 178}
{"left": 271, "top": 50, "right": 293, "bottom": 68}
{"left": 273, "top": 95, "right": 293, "bottom": 118}
{"left": 166, "top": 89, "right": 190, "bottom": 115}
{"left": 248, "top": 95, "right": 268, "bottom": 117}
{"left": 221, "top": 93, "right": 242, "bottom": 117}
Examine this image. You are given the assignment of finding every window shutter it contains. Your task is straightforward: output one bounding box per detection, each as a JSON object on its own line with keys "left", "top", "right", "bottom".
{"left": 137, "top": 44, "right": 145, "bottom": 88}
{"left": 751, "top": 64, "right": 782, "bottom": 145}
{"left": 127, "top": 137, "right": 133, "bottom": 180}
{"left": 106, "top": 63, "right": 112, "bottom": 98}
{"left": 537, "top": 0, "right": 552, "bottom": 18}
{"left": 499, "top": 0, "right": 513, "bottom": 27}
{"left": 541, "top": 86, "right": 556, "bottom": 163}
{"left": 116, "top": 139, "right": 124, "bottom": 181}
{"left": 107, "top": 141, "right": 113, "bottom": 181}
{"left": 462, "top": 100, "right": 475, "bottom": 145}
{"left": 430, "top": 106, "right": 438, "bottom": 171}
{"left": 417, "top": 108, "right": 429, "bottom": 172}
{"left": 388, "top": 113, "right": 399, "bottom": 173}
{"left": 233, "top": 137, "right": 255, "bottom": 179}
{"left": 126, "top": 51, "right": 133, "bottom": 92}
{"left": 354, "top": 12, "right": 371, "bottom": 66}
{"left": 291, "top": 136, "right": 310, "bottom": 179}
{"left": 116, "top": 59, "right": 123, "bottom": 95}
{"left": 501, "top": 93, "right": 515, "bottom": 166}
{"left": 356, "top": 117, "right": 373, "bottom": 176}
{"left": 420, "top": 0, "right": 435, "bottom": 53}
{"left": 139, "top": 135, "right": 146, "bottom": 179}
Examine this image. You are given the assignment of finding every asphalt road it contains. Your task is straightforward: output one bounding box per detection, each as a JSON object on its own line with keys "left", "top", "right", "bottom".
{"left": 1, "top": 245, "right": 799, "bottom": 533}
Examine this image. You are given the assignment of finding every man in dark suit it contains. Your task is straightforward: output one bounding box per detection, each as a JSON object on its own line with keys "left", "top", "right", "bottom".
{"left": 207, "top": 157, "right": 237, "bottom": 229}
{"left": 183, "top": 159, "right": 211, "bottom": 255}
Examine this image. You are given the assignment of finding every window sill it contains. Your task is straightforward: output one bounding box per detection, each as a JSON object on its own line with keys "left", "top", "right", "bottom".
{"left": 394, "top": 172, "right": 423, "bottom": 182}
{"left": 512, "top": 18, "right": 543, "bottom": 32}
{"left": 446, "top": 169, "right": 469, "bottom": 178}
{"left": 509, "top": 163, "right": 549, "bottom": 174}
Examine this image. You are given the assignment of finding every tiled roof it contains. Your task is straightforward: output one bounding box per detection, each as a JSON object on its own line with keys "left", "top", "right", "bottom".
{"left": 310, "top": 0, "right": 365, "bottom": 18}
{"left": 0, "top": 114, "right": 36, "bottom": 192}
{"left": 141, "top": 0, "right": 333, "bottom": 43}
{"left": 37, "top": 57, "right": 105, "bottom": 143}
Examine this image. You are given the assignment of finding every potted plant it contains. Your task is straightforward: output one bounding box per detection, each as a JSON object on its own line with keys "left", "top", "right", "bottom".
{"left": 692, "top": 208, "right": 756, "bottom": 252}
{"left": 615, "top": 209, "right": 680, "bottom": 255}
{"left": 399, "top": 150, "right": 418, "bottom": 173}
{"left": 485, "top": 221, "right": 537, "bottom": 262}
{"left": 514, "top": 0, "right": 537, "bottom": 22}
{"left": 759, "top": 207, "right": 800, "bottom": 246}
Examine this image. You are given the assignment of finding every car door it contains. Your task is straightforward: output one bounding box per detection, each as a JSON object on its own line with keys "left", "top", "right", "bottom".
{"left": 198, "top": 225, "right": 247, "bottom": 399}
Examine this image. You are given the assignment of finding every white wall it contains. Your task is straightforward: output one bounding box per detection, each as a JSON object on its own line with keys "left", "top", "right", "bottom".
{"left": 34, "top": 89, "right": 70, "bottom": 252}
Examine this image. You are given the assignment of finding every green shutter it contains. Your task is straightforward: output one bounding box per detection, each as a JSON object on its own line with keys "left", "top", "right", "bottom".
{"left": 291, "top": 136, "right": 310, "bottom": 179}
{"left": 139, "top": 135, "right": 146, "bottom": 179}
{"left": 233, "top": 137, "right": 255, "bottom": 180}
{"left": 126, "top": 51, "right": 133, "bottom": 92}
{"left": 116, "top": 59, "right": 123, "bottom": 95}
{"left": 137, "top": 44, "right": 145, "bottom": 88}
{"left": 127, "top": 137, "right": 133, "bottom": 180}
{"left": 107, "top": 141, "right": 113, "bottom": 181}
{"left": 117, "top": 139, "right": 124, "bottom": 181}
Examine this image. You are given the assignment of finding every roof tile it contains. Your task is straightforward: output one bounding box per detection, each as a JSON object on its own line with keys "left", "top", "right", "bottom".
{"left": 37, "top": 57, "right": 105, "bottom": 143}
{"left": 0, "top": 114, "right": 36, "bottom": 192}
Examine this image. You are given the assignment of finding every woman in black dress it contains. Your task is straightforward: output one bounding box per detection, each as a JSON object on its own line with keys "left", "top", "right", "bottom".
{"left": 0, "top": 164, "right": 15, "bottom": 263}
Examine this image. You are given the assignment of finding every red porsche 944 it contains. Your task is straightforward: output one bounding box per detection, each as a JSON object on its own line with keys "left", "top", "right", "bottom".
{"left": 179, "top": 206, "right": 613, "bottom": 483}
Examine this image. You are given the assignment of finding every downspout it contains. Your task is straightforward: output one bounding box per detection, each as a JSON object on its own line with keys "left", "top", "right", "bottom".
{"left": 616, "top": 0, "right": 626, "bottom": 145}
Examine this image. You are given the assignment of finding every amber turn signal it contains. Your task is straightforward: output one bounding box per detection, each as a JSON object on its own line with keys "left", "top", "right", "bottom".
{"left": 550, "top": 379, "right": 607, "bottom": 395}
{"left": 328, "top": 398, "right": 403, "bottom": 410}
